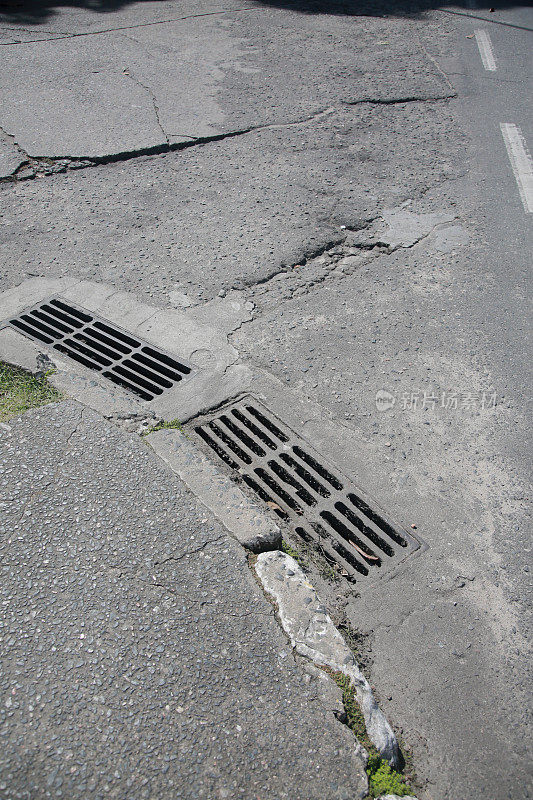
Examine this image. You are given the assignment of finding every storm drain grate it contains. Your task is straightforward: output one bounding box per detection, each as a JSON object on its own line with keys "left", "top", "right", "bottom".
{"left": 192, "top": 397, "right": 421, "bottom": 584}
{"left": 4, "top": 297, "right": 194, "bottom": 400}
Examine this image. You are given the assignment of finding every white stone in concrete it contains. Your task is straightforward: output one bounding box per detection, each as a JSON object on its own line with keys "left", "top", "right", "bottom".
{"left": 255, "top": 550, "right": 401, "bottom": 768}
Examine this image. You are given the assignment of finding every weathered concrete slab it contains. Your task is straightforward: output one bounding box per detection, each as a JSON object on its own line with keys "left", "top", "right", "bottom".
{"left": 0, "top": 101, "right": 464, "bottom": 304}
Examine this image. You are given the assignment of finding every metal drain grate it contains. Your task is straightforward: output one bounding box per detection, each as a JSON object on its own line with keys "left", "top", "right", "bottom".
{"left": 4, "top": 297, "right": 194, "bottom": 401}
{"left": 192, "top": 397, "right": 421, "bottom": 584}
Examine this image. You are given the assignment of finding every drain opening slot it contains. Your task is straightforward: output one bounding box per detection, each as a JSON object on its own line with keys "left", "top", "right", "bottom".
{"left": 192, "top": 397, "right": 421, "bottom": 585}
{"left": 5, "top": 297, "right": 195, "bottom": 401}
{"left": 254, "top": 467, "right": 304, "bottom": 515}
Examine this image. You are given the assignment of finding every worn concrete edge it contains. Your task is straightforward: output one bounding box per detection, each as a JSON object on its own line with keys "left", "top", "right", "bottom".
{"left": 145, "top": 427, "right": 281, "bottom": 553}
{"left": 254, "top": 550, "right": 402, "bottom": 770}
{"left": 0, "top": 278, "right": 253, "bottom": 421}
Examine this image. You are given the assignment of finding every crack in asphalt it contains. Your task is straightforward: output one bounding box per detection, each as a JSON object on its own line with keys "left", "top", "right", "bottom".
{"left": 438, "top": 8, "right": 533, "bottom": 33}
{"left": 0, "top": 25, "right": 72, "bottom": 36}
{"left": 346, "top": 93, "right": 456, "bottom": 106}
{"left": 234, "top": 238, "right": 383, "bottom": 310}
{"left": 122, "top": 68, "right": 170, "bottom": 147}
{"left": 226, "top": 211, "right": 461, "bottom": 318}
{"left": 142, "top": 576, "right": 274, "bottom": 618}
{"left": 0, "top": 96, "right": 455, "bottom": 184}
{"left": 0, "top": 123, "right": 29, "bottom": 161}
{"left": 153, "top": 536, "right": 227, "bottom": 566}
{"left": 0, "top": 7, "right": 264, "bottom": 46}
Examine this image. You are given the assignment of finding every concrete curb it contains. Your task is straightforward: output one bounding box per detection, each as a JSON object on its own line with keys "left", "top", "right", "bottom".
{"left": 254, "top": 550, "right": 401, "bottom": 769}
{"left": 146, "top": 428, "right": 281, "bottom": 553}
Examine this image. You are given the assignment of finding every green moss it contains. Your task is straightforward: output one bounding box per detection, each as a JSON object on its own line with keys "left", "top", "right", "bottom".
{"left": 0, "top": 361, "right": 62, "bottom": 421}
{"left": 323, "top": 668, "right": 376, "bottom": 755}
{"left": 281, "top": 539, "right": 308, "bottom": 569}
{"left": 141, "top": 418, "right": 184, "bottom": 436}
{"left": 322, "top": 667, "right": 414, "bottom": 799}
{"left": 367, "top": 754, "right": 412, "bottom": 797}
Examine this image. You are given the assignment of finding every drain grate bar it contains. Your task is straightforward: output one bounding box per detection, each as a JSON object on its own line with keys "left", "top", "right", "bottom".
{"left": 4, "top": 297, "right": 194, "bottom": 401}
{"left": 192, "top": 397, "right": 421, "bottom": 585}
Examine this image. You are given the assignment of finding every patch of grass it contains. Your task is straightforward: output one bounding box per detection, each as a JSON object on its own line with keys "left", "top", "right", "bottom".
{"left": 322, "top": 667, "right": 413, "bottom": 799}
{"left": 367, "top": 754, "right": 412, "bottom": 797}
{"left": 0, "top": 361, "right": 62, "bottom": 422}
{"left": 281, "top": 539, "right": 308, "bottom": 569}
{"left": 141, "top": 418, "right": 184, "bottom": 436}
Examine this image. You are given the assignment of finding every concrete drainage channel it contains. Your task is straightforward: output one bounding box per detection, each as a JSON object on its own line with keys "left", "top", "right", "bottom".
{"left": 0, "top": 278, "right": 421, "bottom": 799}
{"left": 191, "top": 395, "right": 423, "bottom": 586}
{"left": 7, "top": 296, "right": 196, "bottom": 400}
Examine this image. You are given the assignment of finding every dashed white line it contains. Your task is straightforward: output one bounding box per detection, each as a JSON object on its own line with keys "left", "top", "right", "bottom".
{"left": 500, "top": 123, "right": 533, "bottom": 214}
{"left": 475, "top": 29, "right": 497, "bottom": 71}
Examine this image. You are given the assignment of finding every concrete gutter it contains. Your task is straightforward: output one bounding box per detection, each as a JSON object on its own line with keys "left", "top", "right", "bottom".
{"left": 144, "top": 428, "right": 403, "bottom": 769}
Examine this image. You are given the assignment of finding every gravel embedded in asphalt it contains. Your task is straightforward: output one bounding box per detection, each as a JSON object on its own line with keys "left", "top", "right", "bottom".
{"left": 0, "top": 401, "right": 367, "bottom": 800}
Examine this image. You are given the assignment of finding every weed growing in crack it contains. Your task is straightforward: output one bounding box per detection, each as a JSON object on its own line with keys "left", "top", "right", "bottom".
{"left": 0, "top": 361, "right": 62, "bottom": 421}
{"left": 281, "top": 539, "right": 308, "bottom": 569}
{"left": 316, "top": 559, "right": 340, "bottom": 583}
{"left": 141, "top": 418, "right": 184, "bottom": 437}
{"left": 366, "top": 755, "right": 412, "bottom": 798}
{"left": 336, "top": 618, "right": 373, "bottom": 672}
{"left": 322, "top": 667, "right": 413, "bottom": 799}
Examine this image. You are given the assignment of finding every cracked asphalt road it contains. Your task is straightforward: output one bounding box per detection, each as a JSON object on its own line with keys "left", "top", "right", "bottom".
{"left": 0, "top": 1, "right": 451, "bottom": 157}
{"left": 0, "top": 1, "right": 531, "bottom": 799}
{"left": 0, "top": 401, "right": 367, "bottom": 800}
{"left": 0, "top": 99, "right": 464, "bottom": 303}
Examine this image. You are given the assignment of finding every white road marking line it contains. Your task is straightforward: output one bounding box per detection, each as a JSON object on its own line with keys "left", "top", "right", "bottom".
{"left": 475, "top": 29, "right": 497, "bottom": 71}
{"left": 500, "top": 123, "right": 533, "bottom": 214}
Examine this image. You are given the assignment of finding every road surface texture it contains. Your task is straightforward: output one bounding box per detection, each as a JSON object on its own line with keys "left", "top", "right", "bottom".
{"left": 0, "top": 1, "right": 531, "bottom": 799}
{"left": 0, "top": 401, "right": 368, "bottom": 800}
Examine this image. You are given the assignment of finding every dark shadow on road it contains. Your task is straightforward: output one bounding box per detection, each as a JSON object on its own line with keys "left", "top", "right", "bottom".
{"left": 0, "top": 0, "right": 146, "bottom": 25}
{"left": 257, "top": 0, "right": 533, "bottom": 32}
{"left": 1, "top": 0, "right": 532, "bottom": 26}
{"left": 257, "top": 0, "right": 531, "bottom": 10}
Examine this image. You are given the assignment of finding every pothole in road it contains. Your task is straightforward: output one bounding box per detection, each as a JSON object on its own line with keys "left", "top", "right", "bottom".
{"left": 190, "top": 396, "right": 423, "bottom": 587}
{"left": 4, "top": 297, "right": 195, "bottom": 401}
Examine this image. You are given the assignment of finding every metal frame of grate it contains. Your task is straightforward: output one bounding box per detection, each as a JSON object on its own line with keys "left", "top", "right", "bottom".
{"left": 192, "top": 396, "right": 422, "bottom": 585}
{"left": 3, "top": 297, "right": 195, "bottom": 401}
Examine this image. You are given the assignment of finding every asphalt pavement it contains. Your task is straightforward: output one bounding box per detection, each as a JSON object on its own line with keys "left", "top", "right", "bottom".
{"left": 0, "top": 401, "right": 368, "bottom": 800}
{"left": 0, "top": 1, "right": 531, "bottom": 799}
